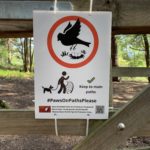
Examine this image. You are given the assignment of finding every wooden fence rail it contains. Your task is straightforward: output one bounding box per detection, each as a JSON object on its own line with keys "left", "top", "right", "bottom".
{"left": 0, "top": 108, "right": 150, "bottom": 136}
{"left": 112, "top": 67, "right": 150, "bottom": 77}
{"left": 0, "top": 110, "right": 114, "bottom": 135}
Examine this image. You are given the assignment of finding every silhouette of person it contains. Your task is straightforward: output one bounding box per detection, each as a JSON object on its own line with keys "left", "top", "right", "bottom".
{"left": 58, "top": 71, "right": 69, "bottom": 94}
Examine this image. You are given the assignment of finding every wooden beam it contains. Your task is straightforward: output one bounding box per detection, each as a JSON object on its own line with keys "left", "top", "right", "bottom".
{"left": 0, "top": 1, "right": 73, "bottom": 19}
{"left": 0, "top": 110, "right": 85, "bottom": 135}
{"left": 74, "top": 85, "right": 150, "bottom": 150}
{"left": 0, "top": 19, "right": 33, "bottom": 37}
{"left": 0, "top": 0, "right": 150, "bottom": 29}
{"left": 116, "top": 0, "right": 150, "bottom": 27}
{"left": 112, "top": 67, "right": 150, "bottom": 77}
{"left": 1, "top": 21, "right": 150, "bottom": 38}
{"left": 0, "top": 1, "right": 52, "bottom": 19}
{"left": 0, "top": 110, "right": 115, "bottom": 135}
{"left": 92, "top": 0, "right": 150, "bottom": 27}
{"left": 123, "top": 147, "right": 150, "bottom": 150}
{"left": 112, "top": 27, "right": 150, "bottom": 35}
{"left": 0, "top": 20, "right": 32, "bottom": 31}
{"left": 0, "top": 31, "right": 32, "bottom": 38}
{"left": 0, "top": 109, "right": 122, "bottom": 135}
{"left": 135, "top": 121, "right": 150, "bottom": 137}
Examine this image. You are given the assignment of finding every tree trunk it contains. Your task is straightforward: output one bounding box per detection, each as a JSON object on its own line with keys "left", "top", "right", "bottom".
{"left": 23, "top": 38, "right": 29, "bottom": 72}
{"left": 111, "top": 35, "right": 119, "bottom": 82}
{"left": 7, "top": 38, "right": 12, "bottom": 65}
{"left": 29, "top": 38, "right": 33, "bottom": 72}
{"left": 143, "top": 34, "right": 150, "bottom": 83}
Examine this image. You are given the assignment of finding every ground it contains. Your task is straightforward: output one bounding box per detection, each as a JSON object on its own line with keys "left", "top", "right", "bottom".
{"left": 0, "top": 77, "right": 148, "bottom": 109}
{"left": 0, "top": 77, "right": 34, "bottom": 109}
{"left": 113, "top": 81, "right": 148, "bottom": 108}
{"left": 0, "top": 77, "right": 150, "bottom": 149}
{"left": 0, "top": 135, "right": 84, "bottom": 150}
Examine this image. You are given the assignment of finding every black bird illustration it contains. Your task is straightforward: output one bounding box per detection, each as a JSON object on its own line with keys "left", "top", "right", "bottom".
{"left": 57, "top": 18, "right": 91, "bottom": 50}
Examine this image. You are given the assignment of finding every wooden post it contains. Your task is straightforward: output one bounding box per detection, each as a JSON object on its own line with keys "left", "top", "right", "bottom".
{"left": 109, "top": 60, "right": 113, "bottom": 108}
{"left": 74, "top": 85, "right": 150, "bottom": 150}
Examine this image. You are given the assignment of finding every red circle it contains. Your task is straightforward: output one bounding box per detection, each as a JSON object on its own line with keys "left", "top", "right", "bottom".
{"left": 47, "top": 16, "right": 99, "bottom": 68}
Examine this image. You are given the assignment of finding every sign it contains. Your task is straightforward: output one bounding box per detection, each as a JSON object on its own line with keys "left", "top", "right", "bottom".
{"left": 34, "top": 11, "right": 112, "bottom": 119}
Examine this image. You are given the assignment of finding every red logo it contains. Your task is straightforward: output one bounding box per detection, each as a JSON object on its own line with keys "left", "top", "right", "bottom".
{"left": 39, "top": 106, "right": 51, "bottom": 113}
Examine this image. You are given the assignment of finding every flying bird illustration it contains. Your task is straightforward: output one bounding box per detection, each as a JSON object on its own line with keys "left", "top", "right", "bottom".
{"left": 57, "top": 18, "right": 91, "bottom": 50}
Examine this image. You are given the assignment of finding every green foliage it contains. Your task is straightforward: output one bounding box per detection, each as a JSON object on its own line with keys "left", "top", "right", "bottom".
{"left": 0, "top": 39, "right": 8, "bottom": 65}
{"left": 121, "top": 77, "right": 148, "bottom": 82}
{"left": 0, "top": 38, "right": 34, "bottom": 71}
{"left": 0, "top": 100, "right": 8, "bottom": 109}
{"left": 61, "top": 51, "right": 69, "bottom": 57}
{"left": 116, "top": 35, "right": 146, "bottom": 67}
{"left": 115, "top": 34, "right": 150, "bottom": 82}
{"left": 0, "top": 48, "right": 8, "bottom": 65}
{"left": 0, "top": 69, "right": 33, "bottom": 79}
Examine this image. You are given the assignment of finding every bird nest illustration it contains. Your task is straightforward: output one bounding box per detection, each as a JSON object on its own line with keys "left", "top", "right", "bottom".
{"left": 61, "top": 50, "right": 86, "bottom": 59}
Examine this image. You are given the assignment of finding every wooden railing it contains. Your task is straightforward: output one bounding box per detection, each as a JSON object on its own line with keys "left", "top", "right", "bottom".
{"left": 112, "top": 67, "right": 150, "bottom": 77}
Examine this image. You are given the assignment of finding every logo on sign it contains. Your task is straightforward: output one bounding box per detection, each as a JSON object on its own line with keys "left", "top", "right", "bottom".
{"left": 39, "top": 106, "right": 51, "bottom": 113}
{"left": 47, "top": 16, "right": 99, "bottom": 68}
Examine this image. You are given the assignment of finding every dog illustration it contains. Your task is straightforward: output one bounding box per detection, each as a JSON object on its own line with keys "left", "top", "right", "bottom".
{"left": 42, "top": 85, "right": 53, "bottom": 93}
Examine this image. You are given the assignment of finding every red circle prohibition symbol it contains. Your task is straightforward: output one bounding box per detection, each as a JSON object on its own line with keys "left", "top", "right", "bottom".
{"left": 47, "top": 16, "right": 99, "bottom": 68}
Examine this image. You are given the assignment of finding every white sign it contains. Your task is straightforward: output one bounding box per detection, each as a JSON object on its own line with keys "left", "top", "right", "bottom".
{"left": 33, "top": 11, "right": 112, "bottom": 119}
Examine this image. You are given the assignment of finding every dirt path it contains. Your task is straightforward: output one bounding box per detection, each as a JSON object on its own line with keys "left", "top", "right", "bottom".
{"left": 0, "top": 77, "right": 148, "bottom": 109}
{"left": 113, "top": 81, "right": 148, "bottom": 108}
{"left": 0, "top": 78, "right": 34, "bottom": 109}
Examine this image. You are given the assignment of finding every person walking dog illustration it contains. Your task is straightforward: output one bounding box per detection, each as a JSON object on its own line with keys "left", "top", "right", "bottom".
{"left": 58, "top": 71, "right": 69, "bottom": 94}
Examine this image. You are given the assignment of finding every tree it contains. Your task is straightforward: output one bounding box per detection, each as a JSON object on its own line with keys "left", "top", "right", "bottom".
{"left": 116, "top": 35, "right": 145, "bottom": 67}
{"left": 142, "top": 34, "right": 150, "bottom": 82}
{"left": 0, "top": 38, "right": 34, "bottom": 71}
{"left": 14, "top": 38, "right": 34, "bottom": 72}
{"left": 0, "top": 38, "right": 13, "bottom": 66}
{"left": 19, "top": 38, "right": 33, "bottom": 72}
{"left": 29, "top": 38, "right": 34, "bottom": 72}
{"left": 111, "top": 35, "right": 119, "bottom": 81}
{"left": 6, "top": 38, "right": 12, "bottom": 65}
{"left": 116, "top": 34, "right": 150, "bottom": 82}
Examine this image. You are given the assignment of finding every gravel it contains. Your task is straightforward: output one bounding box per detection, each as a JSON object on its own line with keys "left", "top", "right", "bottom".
{"left": 0, "top": 135, "right": 84, "bottom": 150}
